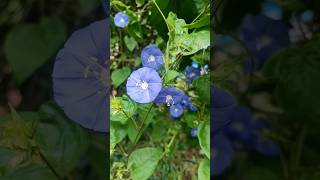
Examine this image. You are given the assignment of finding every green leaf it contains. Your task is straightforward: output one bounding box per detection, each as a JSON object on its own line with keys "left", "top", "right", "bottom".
{"left": 192, "top": 75, "right": 210, "bottom": 104}
{"left": 181, "top": 29, "right": 210, "bottom": 55}
{"left": 165, "top": 70, "right": 178, "bottom": 83}
{"left": 198, "top": 121, "right": 210, "bottom": 159}
{"left": 183, "top": 15, "right": 210, "bottom": 29}
{"left": 110, "top": 122, "right": 127, "bottom": 145}
{"left": 135, "top": 0, "right": 145, "bottom": 7}
{"left": 36, "top": 102, "right": 89, "bottom": 176}
{"left": 4, "top": 17, "right": 66, "bottom": 84}
{"left": 128, "top": 147, "right": 162, "bottom": 180}
{"left": 124, "top": 36, "right": 138, "bottom": 52}
{"left": 110, "top": 96, "right": 137, "bottom": 124}
{"left": 198, "top": 158, "right": 210, "bottom": 180}
{"left": 111, "top": 67, "right": 131, "bottom": 88}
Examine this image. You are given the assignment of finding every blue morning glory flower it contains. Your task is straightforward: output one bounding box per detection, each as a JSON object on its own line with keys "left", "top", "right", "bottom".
{"left": 261, "top": 1, "right": 283, "bottom": 20}
{"left": 185, "top": 66, "right": 200, "bottom": 83}
{"left": 114, "top": 12, "right": 129, "bottom": 28}
{"left": 126, "top": 67, "right": 162, "bottom": 104}
{"left": 154, "top": 87, "right": 184, "bottom": 106}
{"left": 211, "top": 134, "right": 234, "bottom": 176}
{"left": 141, "top": 44, "right": 164, "bottom": 70}
{"left": 191, "top": 128, "right": 198, "bottom": 138}
{"left": 191, "top": 61, "right": 199, "bottom": 68}
{"left": 52, "top": 19, "right": 108, "bottom": 132}
{"left": 301, "top": 10, "right": 314, "bottom": 23}
{"left": 170, "top": 104, "right": 184, "bottom": 119}
{"left": 241, "top": 15, "right": 289, "bottom": 70}
{"left": 211, "top": 85, "right": 236, "bottom": 133}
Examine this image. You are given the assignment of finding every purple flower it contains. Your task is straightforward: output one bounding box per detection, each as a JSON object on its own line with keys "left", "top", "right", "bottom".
{"left": 114, "top": 12, "right": 129, "bottom": 28}
{"left": 141, "top": 44, "right": 164, "bottom": 70}
{"left": 52, "top": 19, "right": 108, "bottom": 132}
{"left": 154, "top": 87, "right": 184, "bottom": 106}
{"left": 126, "top": 67, "right": 162, "bottom": 104}
{"left": 170, "top": 104, "right": 183, "bottom": 118}
{"left": 191, "top": 128, "right": 198, "bottom": 138}
{"left": 186, "top": 66, "right": 200, "bottom": 83}
{"left": 211, "top": 134, "right": 234, "bottom": 176}
{"left": 181, "top": 95, "right": 197, "bottom": 111}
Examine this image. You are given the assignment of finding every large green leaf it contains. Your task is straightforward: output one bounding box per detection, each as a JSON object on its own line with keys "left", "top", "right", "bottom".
{"left": 110, "top": 96, "right": 137, "bottom": 124}
{"left": 110, "top": 122, "right": 127, "bottom": 145}
{"left": 128, "top": 147, "right": 162, "bottom": 180}
{"left": 198, "top": 121, "right": 210, "bottom": 159}
{"left": 198, "top": 158, "right": 210, "bottom": 180}
{"left": 111, "top": 67, "right": 131, "bottom": 88}
{"left": 4, "top": 17, "right": 66, "bottom": 84}
{"left": 124, "top": 36, "right": 138, "bottom": 52}
{"left": 192, "top": 75, "right": 210, "bottom": 104}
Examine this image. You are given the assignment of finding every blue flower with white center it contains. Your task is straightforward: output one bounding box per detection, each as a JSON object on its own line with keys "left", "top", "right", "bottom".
{"left": 154, "top": 87, "right": 184, "bottom": 106}
{"left": 114, "top": 12, "right": 129, "bottom": 28}
{"left": 261, "top": 1, "right": 283, "bottom": 20}
{"left": 301, "top": 10, "right": 314, "bottom": 23}
{"left": 241, "top": 15, "right": 289, "bottom": 71}
{"left": 181, "top": 95, "right": 197, "bottom": 111}
{"left": 185, "top": 66, "right": 200, "bottom": 83}
{"left": 191, "top": 128, "right": 198, "bottom": 138}
{"left": 141, "top": 44, "right": 164, "bottom": 70}
{"left": 126, "top": 67, "right": 162, "bottom": 104}
{"left": 170, "top": 104, "right": 184, "bottom": 119}
{"left": 211, "top": 134, "right": 234, "bottom": 176}
{"left": 191, "top": 61, "right": 199, "bottom": 68}
{"left": 52, "top": 19, "right": 109, "bottom": 132}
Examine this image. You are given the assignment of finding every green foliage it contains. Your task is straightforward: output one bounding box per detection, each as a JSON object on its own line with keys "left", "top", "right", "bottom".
{"left": 4, "top": 17, "right": 66, "bottom": 84}
{"left": 192, "top": 75, "right": 210, "bottom": 104}
{"left": 198, "top": 121, "right": 210, "bottom": 159}
{"left": 128, "top": 147, "right": 162, "bottom": 180}
{"left": 198, "top": 158, "right": 210, "bottom": 180}
{"left": 111, "top": 67, "right": 131, "bottom": 88}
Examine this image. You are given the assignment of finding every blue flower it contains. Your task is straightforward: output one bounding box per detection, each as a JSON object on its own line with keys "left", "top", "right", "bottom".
{"left": 261, "top": 1, "right": 283, "bottom": 20}
{"left": 191, "top": 61, "right": 199, "bottom": 68}
{"left": 191, "top": 128, "right": 198, "bottom": 138}
{"left": 181, "top": 95, "right": 197, "bottom": 111}
{"left": 141, "top": 44, "right": 164, "bottom": 70}
{"left": 114, "top": 12, "right": 129, "bottom": 28}
{"left": 52, "top": 19, "right": 108, "bottom": 132}
{"left": 211, "top": 134, "right": 234, "bottom": 176}
{"left": 241, "top": 15, "right": 289, "bottom": 70}
{"left": 126, "top": 67, "right": 162, "bottom": 104}
{"left": 211, "top": 85, "right": 236, "bottom": 133}
{"left": 170, "top": 104, "right": 184, "bottom": 119}
{"left": 185, "top": 66, "right": 200, "bottom": 83}
{"left": 154, "top": 87, "right": 184, "bottom": 106}
{"left": 301, "top": 10, "right": 314, "bottom": 23}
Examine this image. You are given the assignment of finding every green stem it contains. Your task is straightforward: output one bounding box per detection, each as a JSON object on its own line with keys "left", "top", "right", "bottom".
{"left": 133, "top": 104, "right": 154, "bottom": 144}
{"left": 191, "top": 4, "right": 210, "bottom": 24}
{"left": 161, "top": 132, "right": 177, "bottom": 159}
{"left": 38, "top": 148, "right": 62, "bottom": 180}
{"left": 151, "top": 0, "right": 170, "bottom": 31}
{"left": 122, "top": 110, "right": 138, "bottom": 129}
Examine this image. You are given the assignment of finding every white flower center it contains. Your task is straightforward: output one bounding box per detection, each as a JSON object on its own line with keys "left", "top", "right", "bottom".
{"left": 137, "top": 80, "right": 149, "bottom": 90}
{"left": 148, "top": 55, "right": 156, "bottom": 62}
{"left": 166, "top": 95, "right": 174, "bottom": 106}
{"left": 120, "top": 18, "right": 125, "bottom": 24}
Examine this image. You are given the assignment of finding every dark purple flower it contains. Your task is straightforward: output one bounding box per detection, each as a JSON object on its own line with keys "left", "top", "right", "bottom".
{"left": 126, "top": 67, "right": 162, "bottom": 104}
{"left": 170, "top": 104, "right": 183, "bottom": 118}
{"left": 241, "top": 15, "right": 289, "bottom": 70}
{"left": 141, "top": 44, "right": 164, "bottom": 70}
{"left": 52, "top": 19, "right": 108, "bottom": 132}
{"left": 211, "top": 134, "right": 234, "bottom": 176}
{"left": 186, "top": 66, "right": 200, "bottom": 83}
{"left": 114, "top": 12, "right": 129, "bottom": 28}
{"left": 181, "top": 95, "right": 197, "bottom": 111}
{"left": 154, "top": 87, "right": 184, "bottom": 106}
